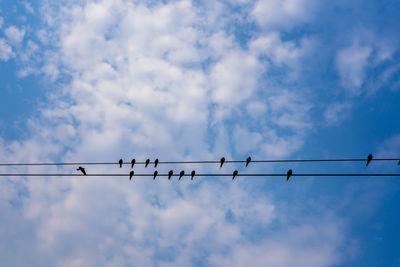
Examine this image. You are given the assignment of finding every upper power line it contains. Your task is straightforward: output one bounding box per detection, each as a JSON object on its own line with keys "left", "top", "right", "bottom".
{"left": 1, "top": 155, "right": 399, "bottom": 167}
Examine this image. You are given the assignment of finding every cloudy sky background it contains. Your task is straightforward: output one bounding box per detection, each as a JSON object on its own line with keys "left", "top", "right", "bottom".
{"left": 1, "top": 0, "right": 400, "bottom": 266}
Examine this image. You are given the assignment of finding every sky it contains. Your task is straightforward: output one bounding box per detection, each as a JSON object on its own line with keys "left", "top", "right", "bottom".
{"left": 0, "top": 0, "right": 400, "bottom": 266}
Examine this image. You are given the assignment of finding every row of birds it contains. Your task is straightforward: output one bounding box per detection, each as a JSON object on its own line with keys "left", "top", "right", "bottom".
{"left": 75, "top": 154, "right": 380, "bottom": 181}
{"left": 76, "top": 157, "right": 251, "bottom": 180}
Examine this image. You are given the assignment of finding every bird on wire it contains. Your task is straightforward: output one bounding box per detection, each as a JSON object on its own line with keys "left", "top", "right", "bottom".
{"left": 77, "top": 166, "right": 86, "bottom": 175}
{"left": 145, "top": 159, "right": 150, "bottom": 167}
{"left": 168, "top": 170, "right": 173, "bottom": 180}
{"left": 179, "top": 170, "right": 185, "bottom": 180}
{"left": 191, "top": 170, "right": 195, "bottom": 180}
{"left": 220, "top": 157, "right": 225, "bottom": 168}
{"left": 246, "top": 156, "right": 251, "bottom": 167}
{"left": 129, "top": 170, "right": 134, "bottom": 181}
{"left": 153, "top": 170, "right": 158, "bottom": 180}
{"left": 119, "top": 159, "right": 123, "bottom": 168}
{"left": 398, "top": 160, "right": 400, "bottom": 166}
{"left": 131, "top": 159, "right": 135, "bottom": 168}
{"left": 366, "top": 154, "right": 373, "bottom": 167}
{"left": 287, "top": 169, "right": 293, "bottom": 181}
{"left": 154, "top": 159, "right": 159, "bottom": 168}
{"left": 232, "top": 170, "right": 238, "bottom": 180}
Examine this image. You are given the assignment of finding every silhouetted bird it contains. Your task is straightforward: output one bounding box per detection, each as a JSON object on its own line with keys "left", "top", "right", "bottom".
{"left": 168, "top": 170, "right": 173, "bottom": 180}
{"left": 153, "top": 170, "right": 158, "bottom": 180}
{"left": 179, "top": 170, "right": 185, "bottom": 180}
{"left": 77, "top": 166, "right": 86, "bottom": 175}
{"left": 191, "top": 170, "right": 195, "bottom": 180}
{"left": 145, "top": 159, "right": 150, "bottom": 167}
{"left": 366, "top": 154, "right": 373, "bottom": 167}
{"left": 232, "top": 170, "right": 238, "bottom": 180}
{"left": 220, "top": 157, "right": 225, "bottom": 168}
{"left": 246, "top": 156, "right": 251, "bottom": 167}
{"left": 154, "top": 158, "right": 159, "bottom": 168}
{"left": 131, "top": 159, "right": 136, "bottom": 168}
{"left": 119, "top": 159, "right": 123, "bottom": 168}
{"left": 398, "top": 160, "right": 400, "bottom": 166}
{"left": 287, "top": 169, "right": 292, "bottom": 181}
{"left": 129, "top": 170, "right": 134, "bottom": 181}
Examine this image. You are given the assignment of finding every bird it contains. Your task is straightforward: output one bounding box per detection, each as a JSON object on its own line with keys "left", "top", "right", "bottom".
{"left": 154, "top": 158, "right": 159, "bottom": 168}
{"left": 77, "top": 166, "right": 86, "bottom": 175}
{"left": 366, "top": 154, "right": 373, "bottom": 167}
{"left": 287, "top": 169, "right": 293, "bottom": 181}
{"left": 153, "top": 170, "right": 158, "bottom": 180}
{"left": 131, "top": 159, "right": 136, "bottom": 168}
{"left": 220, "top": 157, "right": 225, "bottom": 168}
{"left": 191, "top": 170, "right": 195, "bottom": 180}
{"left": 119, "top": 159, "right": 123, "bottom": 168}
{"left": 145, "top": 159, "right": 150, "bottom": 167}
{"left": 129, "top": 170, "right": 134, "bottom": 181}
{"left": 246, "top": 156, "right": 251, "bottom": 167}
{"left": 179, "top": 170, "right": 185, "bottom": 180}
{"left": 168, "top": 170, "right": 173, "bottom": 180}
{"left": 398, "top": 160, "right": 400, "bottom": 166}
{"left": 232, "top": 170, "right": 238, "bottom": 180}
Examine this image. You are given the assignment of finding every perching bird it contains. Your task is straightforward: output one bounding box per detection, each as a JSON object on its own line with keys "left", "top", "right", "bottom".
{"left": 220, "top": 157, "right": 225, "bottom": 168}
{"left": 366, "top": 154, "right": 373, "bottom": 167}
{"left": 153, "top": 170, "right": 158, "bottom": 180}
{"left": 179, "top": 170, "right": 185, "bottom": 180}
{"left": 287, "top": 169, "right": 293, "bottom": 181}
{"left": 246, "top": 156, "right": 251, "bottom": 167}
{"left": 131, "top": 159, "right": 136, "bottom": 168}
{"left": 398, "top": 160, "right": 400, "bottom": 166}
{"left": 154, "top": 158, "right": 159, "bottom": 168}
{"left": 119, "top": 159, "right": 123, "bottom": 168}
{"left": 77, "top": 166, "right": 86, "bottom": 175}
{"left": 168, "top": 170, "right": 173, "bottom": 180}
{"left": 129, "top": 170, "right": 134, "bottom": 181}
{"left": 191, "top": 170, "right": 195, "bottom": 180}
{"left": 145, "top": 159, "right": 150, "bottom": 167}
{"left": 232, "top": 170, "right": 238, "bottom": 180}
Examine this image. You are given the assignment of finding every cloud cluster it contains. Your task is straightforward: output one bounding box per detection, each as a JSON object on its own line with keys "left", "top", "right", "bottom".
{"left": 0, "top": 0, "right": 359, "bottom": 266}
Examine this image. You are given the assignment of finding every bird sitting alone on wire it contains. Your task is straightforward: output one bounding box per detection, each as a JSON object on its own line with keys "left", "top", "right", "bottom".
{"left": 145, "top": 159, "right": 150, "bottom": 167}
{"left": 398, "top": 160, "right": 400, "bottom": 166}
{"left": 191, "top": 170, "right": 195, "bottom": 180}
{"left": 232, "top": 170, "right": 238, "bottom": 180}
{"left": 119, "top": 159, "right": 123, "bottom": 168}
{"left": 129, "top": 170, "right": 134, "bottom": 181}
{"left": 154, "top": 159, "right": 159, "bottom": 168}
{"left": 168, "top": 170, "right": 173, "bottom": 180}
{"left": 220, "top": 157, "right": 225, "bottom": 168}
{"left": 366, "top": 154, "right": 373, "bottom": 167}
{"left": 179, "top": 170, "right": 185, "bottom": 180}
{"left": 246, "top": 156, "right": 251, "bottom": 167}
{"left": 77, "top": 166, "right": 86, "bottom": 175}
{"left": 287, "top": 169, "right": 293, "bottom": 181}
{"left": 153, "top": 170, "right": 158, "bottom": 180}
{"left": 131, "top": 159, "right": 135, "bottom": 168}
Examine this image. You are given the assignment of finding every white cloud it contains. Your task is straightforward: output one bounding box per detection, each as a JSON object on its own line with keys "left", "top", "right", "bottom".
{"left": 0, "top": 0, "right": 353, "bottom": 266}
{"left": 324, "top": 101, "right": 352, "bottom": 126}
{"left": 0, "top": 38, "right": 14, "bottom": 61}
{"left": 4, "top": 26, "right": 26, "bottom": 44}
{"left": 336, "top": 43, "right": 372, "bottom": 94}
{"left": 251, "top": 0, "right": 317, "bottom": 29}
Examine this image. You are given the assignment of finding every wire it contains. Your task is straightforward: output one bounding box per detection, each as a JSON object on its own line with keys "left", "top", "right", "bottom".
{"left": 1, "top": 173, "right": 399, "bottom": 177}
{"left": 0, "top": 158, "right": 399, "bottom": 166}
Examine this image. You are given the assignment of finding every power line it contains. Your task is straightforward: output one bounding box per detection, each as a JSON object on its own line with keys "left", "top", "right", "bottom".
{"left": 1, "top": 173, "right": 399, "bottom": 177}
{"left": 0, "top": 158, "right": 399, "bottom": 166}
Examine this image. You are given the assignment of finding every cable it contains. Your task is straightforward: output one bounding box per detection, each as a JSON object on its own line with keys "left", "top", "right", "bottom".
{"left": 1, "top": 158, "right": 399, "bottom": 166}
{"left": 1, "top": 173, "right": 399, "bottom": 177}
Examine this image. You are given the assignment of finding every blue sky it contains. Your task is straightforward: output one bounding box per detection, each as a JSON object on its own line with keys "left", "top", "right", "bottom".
{"left": 1, "top": 0, "right": 400, "bottom": 266}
